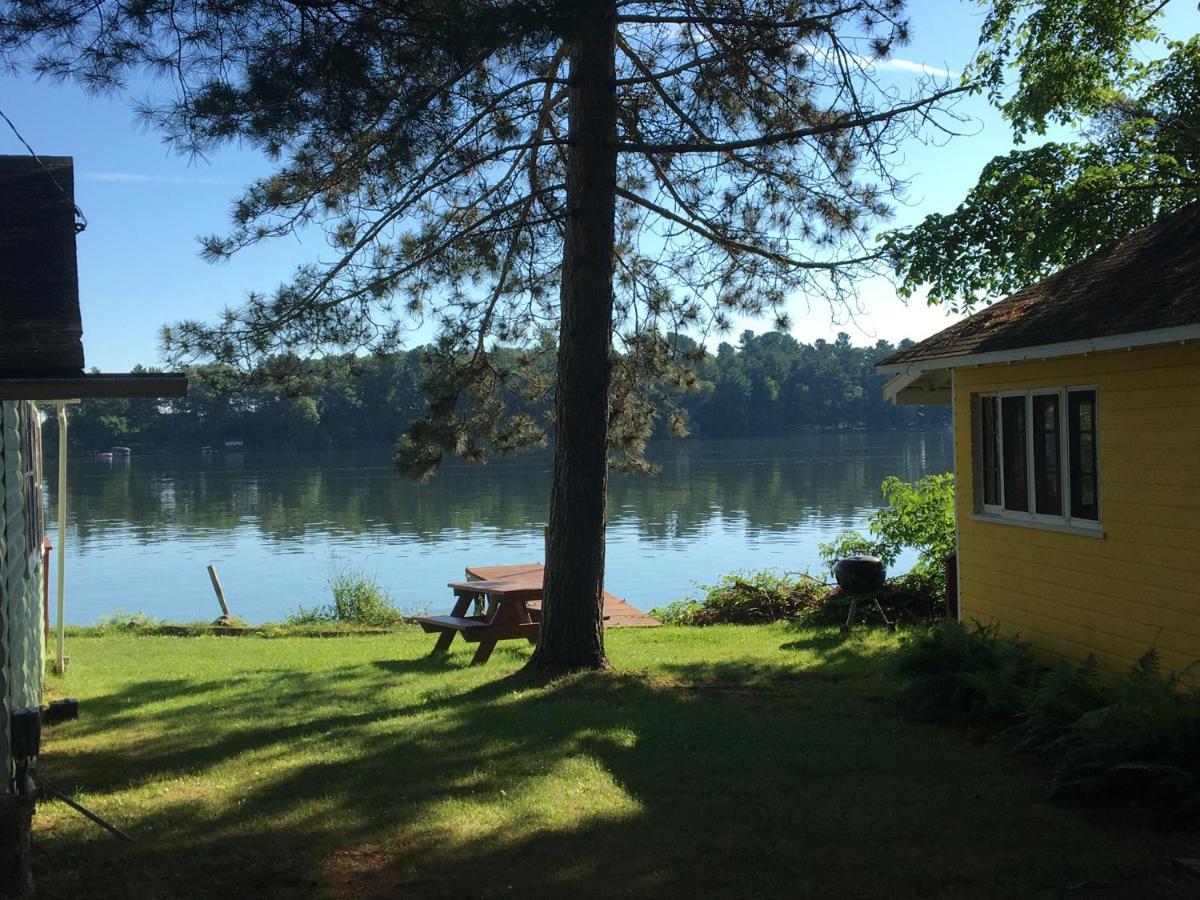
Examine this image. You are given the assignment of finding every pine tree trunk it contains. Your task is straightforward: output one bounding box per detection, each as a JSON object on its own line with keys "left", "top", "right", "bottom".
{"left": 526, "top": 3, "right": 618, "bottom": 673}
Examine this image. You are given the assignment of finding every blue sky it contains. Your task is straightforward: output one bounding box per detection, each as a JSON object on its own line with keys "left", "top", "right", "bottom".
{"left": 1, "top": 3, "right": 1197, "bottom": 371}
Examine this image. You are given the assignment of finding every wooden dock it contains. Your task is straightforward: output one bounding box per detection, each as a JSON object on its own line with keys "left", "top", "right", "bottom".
{"left": 465, "top": 563, "right": 660, "bottom": 628}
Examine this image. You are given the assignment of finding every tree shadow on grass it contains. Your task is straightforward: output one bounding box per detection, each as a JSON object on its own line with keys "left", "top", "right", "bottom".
{"left": 776, "top": 627, "right": 899, "bottom": 680}
{"left": 778, "top": 628, "right": 850, "bottom": 653}
{"left": 372, "top": 641, "right": 534, "bottom": 677}
{"left": 34, "top": 645, "right": 1190, "bottom": 899}
{"left": 371, "top": 656, "right": 467, "bottom": 676}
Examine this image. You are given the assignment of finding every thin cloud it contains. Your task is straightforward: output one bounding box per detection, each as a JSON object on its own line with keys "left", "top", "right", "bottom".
{"left": 799, "top": 40, "right": 959, "bottom": 80}
{"left": 79, "top": 170, "right": 223, "bottom": 185}
{"left": 872, "top": 57, "right": 958, "bottom": 78}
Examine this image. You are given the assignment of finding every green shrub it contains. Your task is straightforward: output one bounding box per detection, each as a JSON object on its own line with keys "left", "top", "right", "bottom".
{"left": 821, "top": 574, "right": 950, "bottom": 628}
{"left": 820, "top": 473, "right": 955, "bottom": 596}
{"left": 1012, "top": 651, "right": 1200, "bottom": 816}
{"left": 865, "top": 572, "right": 944, "bottom": 626}
{"left": 287, "top": 573, "right": 405, "bottom": 628}
{"left": 898, "top": 624, "right": 1200, "bottom": 818}
{"left": 1005, "top": 657, "right": 1109, "bottom": 751}
{"left": 893, "top": 621, "right": 1042, "bottom": 725}
{"left": 651, "top": 571, "right": 830, "bottom": 626}
{"left": 96, "top": 609, "right": 163, "bottom": 632}
{"left": 817, "top": 531, "right": 882, "bottom": 566}
{"left": 654, "top": 567, "right": 947, "bottom": 628}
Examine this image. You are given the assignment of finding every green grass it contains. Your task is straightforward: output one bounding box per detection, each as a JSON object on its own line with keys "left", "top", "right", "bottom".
{"left": 36, "top": 626, "right": 1192, "bottom": 898}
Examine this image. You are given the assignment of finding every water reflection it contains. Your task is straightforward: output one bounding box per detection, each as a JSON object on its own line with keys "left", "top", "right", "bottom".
{"left": 47, "top": 432, "right": 952, "bottom": 624}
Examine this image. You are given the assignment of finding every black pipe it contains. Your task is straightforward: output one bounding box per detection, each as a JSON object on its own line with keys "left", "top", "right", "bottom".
{"left": 41, "top": 784, "right": 135, "bottom": 843}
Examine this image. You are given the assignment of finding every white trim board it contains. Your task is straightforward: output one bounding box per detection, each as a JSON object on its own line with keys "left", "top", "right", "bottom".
{"left": 876, "top": 323, "right": 1200, "bottom": 376}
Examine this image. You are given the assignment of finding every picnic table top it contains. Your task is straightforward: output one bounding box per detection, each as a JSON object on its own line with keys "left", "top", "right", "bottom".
{"left": 454, "top": 562, "right": 660, "bottom": 628}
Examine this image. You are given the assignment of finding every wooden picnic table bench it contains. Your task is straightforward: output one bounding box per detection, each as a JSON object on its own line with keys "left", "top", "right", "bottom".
{"left": 413, "top": 563, "right": 659, "bottom": 665}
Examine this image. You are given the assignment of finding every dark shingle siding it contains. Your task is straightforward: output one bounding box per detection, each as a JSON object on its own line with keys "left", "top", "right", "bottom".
{"left": 0, "top": 156, "right": 84, "bottom": 375}
{"left": 879, "top": 201, "right": 1200, "bottom": 368}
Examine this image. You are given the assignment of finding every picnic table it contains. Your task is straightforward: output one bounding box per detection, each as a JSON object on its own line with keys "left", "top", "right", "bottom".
{"left": 414, "top": 563, "right": 659, "bottom": 665}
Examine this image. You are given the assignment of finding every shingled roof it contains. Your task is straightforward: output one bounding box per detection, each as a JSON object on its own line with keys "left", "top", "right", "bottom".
{"left": 0, "top": 154, "right": 187, "bottom": 401}
{"left": 0, "top": 155, "right": 85, "bottom": 375}
{"left": 877, "top": 200, "right": 1200, "bottom": 372}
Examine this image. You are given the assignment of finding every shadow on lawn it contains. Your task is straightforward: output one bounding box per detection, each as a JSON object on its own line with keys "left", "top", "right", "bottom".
{"left": 35, "top": 643, "right": 1176, "bottom": 899}
{"left": 776, "top": 629, "right": 893, "bottom": 678}
{"left": 370, "top": 656, "right": 467, "bottom": 676}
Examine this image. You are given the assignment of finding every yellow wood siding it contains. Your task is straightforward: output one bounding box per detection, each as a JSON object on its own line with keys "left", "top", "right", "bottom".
{"left": 953, "top": 342, "right": 1200, "bottom": 674}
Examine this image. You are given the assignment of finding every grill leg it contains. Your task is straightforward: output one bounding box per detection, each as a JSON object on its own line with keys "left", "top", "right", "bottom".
{"left": 841, "top": 598, "right": 858, "bottom": 634}
{"left": 872, "top": 599, "right": 895, "bottom": 632}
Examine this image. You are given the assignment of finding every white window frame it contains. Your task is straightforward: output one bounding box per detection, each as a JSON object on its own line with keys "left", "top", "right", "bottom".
{"left": 973, "top": 386, "right": 1102, "bottom": 534}
{"left": 977, "top": 394, "right": 1004, "bottom": 517}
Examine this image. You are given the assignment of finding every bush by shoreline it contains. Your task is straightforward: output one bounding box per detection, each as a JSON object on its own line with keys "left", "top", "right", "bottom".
{"left": 650, "top": 567, "right": 945, "bottom": 628}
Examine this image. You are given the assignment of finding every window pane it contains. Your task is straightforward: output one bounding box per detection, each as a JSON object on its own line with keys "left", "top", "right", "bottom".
{"left": 1069, "top": 390, "right": 1099, "bottom": 520}
{"left": 1001, "top": 395, "right": 1029, "bottom": 512}
{"left": 1032, "top": 394, "right": 1062, "bottom": 516}
{"left": 980, "top": 396, "right": 1000, "bottom": 506}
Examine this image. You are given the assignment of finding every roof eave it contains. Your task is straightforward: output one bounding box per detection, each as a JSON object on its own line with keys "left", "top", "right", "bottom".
{"left": 883, "top": 369, "right": 951, "bottom": 406}
{"left": 875, "top": 322, "right": 1200, "bottom": 376}
{"left": 0, "top": 373, "right": 188, "bottom": 401}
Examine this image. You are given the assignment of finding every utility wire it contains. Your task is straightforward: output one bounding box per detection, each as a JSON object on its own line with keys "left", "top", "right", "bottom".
{"left": 0, "top": 103, "right": 88, "bottom": 233}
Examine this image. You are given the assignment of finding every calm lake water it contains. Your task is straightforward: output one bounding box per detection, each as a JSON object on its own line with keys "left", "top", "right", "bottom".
{"left": 45, "top": 432, "right": 953, "bottom": 624}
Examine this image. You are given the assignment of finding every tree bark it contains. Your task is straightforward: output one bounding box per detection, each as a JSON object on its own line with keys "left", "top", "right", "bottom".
{"left": 527, "top": 2, "right": 618, "bottom": 673}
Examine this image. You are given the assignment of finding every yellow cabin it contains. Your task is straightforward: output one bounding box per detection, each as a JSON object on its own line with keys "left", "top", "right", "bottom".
{"left": 877, "top": 202, "right": 1200, "bottom": 674}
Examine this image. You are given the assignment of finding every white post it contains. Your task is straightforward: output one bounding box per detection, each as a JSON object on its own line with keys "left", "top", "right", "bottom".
{"left": 55, "top": 402, "right": 68, "bottom": 674}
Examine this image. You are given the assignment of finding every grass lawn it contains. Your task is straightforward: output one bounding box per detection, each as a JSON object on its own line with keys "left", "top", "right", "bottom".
{"left": 35, "top": 625, "right": 1196, "bottom": 898}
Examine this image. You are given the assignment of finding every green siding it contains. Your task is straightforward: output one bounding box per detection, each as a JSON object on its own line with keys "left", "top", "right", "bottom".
{"left": 6, "top": 579, "right": 42, "bottom": 713}
{"left": 0, "top": 401, "right": 46, "bottom": 767}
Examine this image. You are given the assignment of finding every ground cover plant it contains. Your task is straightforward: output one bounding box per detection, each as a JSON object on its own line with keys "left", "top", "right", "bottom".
{"left": 893, "top": 621, "right": 1044, "bottom": 726}
{"left": 35, "top": 626, "right": 1199, "bottom": 898}
{"left": 897, "top": 621, "right": 1200, "bottom": 819}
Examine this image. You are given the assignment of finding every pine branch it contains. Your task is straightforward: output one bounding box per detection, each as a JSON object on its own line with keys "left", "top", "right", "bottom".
{"left": 615, "top": 51, "right": 719, "bottom": 87}
{"left": 615, "top": 186, "right": 879, "bottom": 270}
{"left": 471, "top": 43, "right": 569, "bottom": 358}
{"left": 615, "top": 6, "right": 860, "bottom": 28}
{"left": 616, "top": 33, "right": 714, "bottom": 144}
{"left": 619, "top": 83, "right": 970, "bottom": 153}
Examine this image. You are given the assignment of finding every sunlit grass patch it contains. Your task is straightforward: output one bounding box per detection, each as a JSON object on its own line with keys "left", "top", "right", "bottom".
{"left": 33, "top": 626, "right": 1194, "bottom": 898}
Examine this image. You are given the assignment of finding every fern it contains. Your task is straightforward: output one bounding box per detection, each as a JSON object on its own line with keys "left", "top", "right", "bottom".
{"left": 899, "top": 625, "right": 1200, "bottom": 819}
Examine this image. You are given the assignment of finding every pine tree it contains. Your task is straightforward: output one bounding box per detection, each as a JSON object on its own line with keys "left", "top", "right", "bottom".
{"left": 2, "top": 0, "right": 963, "bottom": 671}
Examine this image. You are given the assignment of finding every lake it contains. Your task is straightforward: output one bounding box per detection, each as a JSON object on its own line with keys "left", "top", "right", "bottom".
{"left": 45, "top": 432, "right": 953, "bottom": 624}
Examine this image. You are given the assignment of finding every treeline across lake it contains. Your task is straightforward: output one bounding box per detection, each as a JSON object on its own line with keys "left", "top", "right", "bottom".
{"left": 59, "top": 331, "right": 948, "bottom": 452}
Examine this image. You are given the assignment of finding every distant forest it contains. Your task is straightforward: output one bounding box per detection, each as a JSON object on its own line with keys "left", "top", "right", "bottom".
{"left": 54, "top": 331, "right": 949, "bottom": 452}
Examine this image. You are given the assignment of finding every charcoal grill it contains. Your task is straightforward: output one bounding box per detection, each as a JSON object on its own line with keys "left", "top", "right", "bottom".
{"left": 834, "top": 555, "right": 889, "bottom": 633}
